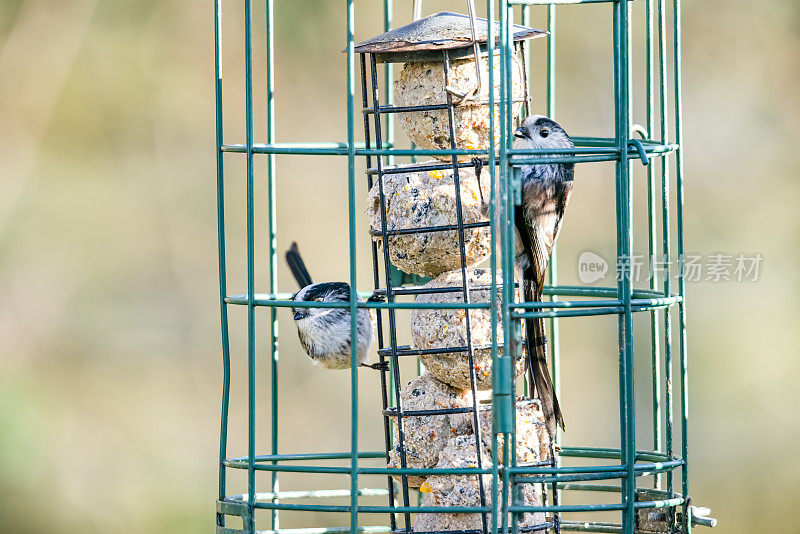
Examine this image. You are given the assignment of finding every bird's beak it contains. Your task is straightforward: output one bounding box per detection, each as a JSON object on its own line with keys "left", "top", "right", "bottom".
{"left": 514, "top": 127, "right": 527, "bottom": 139}
{"left": 293, "top": 310, "right": 306, "bottom": 321}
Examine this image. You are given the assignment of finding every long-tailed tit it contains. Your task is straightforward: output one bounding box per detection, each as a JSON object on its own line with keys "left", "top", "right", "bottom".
{"left": 285, "top": 242, "right": 385, "bottom": 371}
{"left": 513, "top": 115, "right": 574, "bottom": 438}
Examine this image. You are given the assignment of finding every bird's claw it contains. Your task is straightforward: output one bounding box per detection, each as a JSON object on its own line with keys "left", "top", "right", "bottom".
{"left": 471, "top": 157, "right": 487, "bottom": 208}
{"left": 362, "top": 361, "right": 390, "bottom": 372}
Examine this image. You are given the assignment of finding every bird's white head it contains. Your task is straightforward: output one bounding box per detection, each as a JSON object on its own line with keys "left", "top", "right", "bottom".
{"left": 291, "top": 282, "right": 350, "bottom": 322}
{"left": 513, "top": 115, "right": 573, "bottom": 151}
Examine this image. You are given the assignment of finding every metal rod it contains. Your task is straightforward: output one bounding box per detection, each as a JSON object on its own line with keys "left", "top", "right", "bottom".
{"left": 643, "top": 0, "right": 663, "bottom": 491}
{"left": 265, "top": 0, "right": 280, "bottom": 528}
{"left": 497, "top": 4, "right": 514, "bottom": 532}
{"left": 520, "top": 5, "right": 531, "bottom": 120}
{"left": 346, "top": 5, "right": 360, "bottom": 534}
{"left": 543, "top": 11, "right": 564, "bottom": 528}
{"left": 365, "top": 158, "right": 491, "bottom": 176}
{"left": 443, "top": 48, "right": 489, "bottom": 534}
{"left": 369, "top": 52, "right": 412, "bottom": 533}
{"left": 244, "top": 1, "right": 256, "bottom": 531}
{"left": 673, "top": 0, "right": 690, "bottom": 528}
{"left": 613, "top": 0, "right": 637, "bottom": 531}
{"left": 377, "top": 344, "right": 507, "bottom": 358}
{"left": 368, "top": 220, "right": 490, "bottom": 237}
{"left": 223, "top": 455, "right": 685, "bottom": 475}
{"left": 657, "top": 0, "right": 676, "bottom": 527}
{"left": 223, "top": 446, "right": 677, "bottom": 464}
{"left": 359, "top": 51, "right": 397, "bottom": 534}
{"left": 218, "top": 143, "right": 677, "bottom": 159}
{"left": 486, "top": 0, "right": 501, "bottom": 527}
{"left": 213, "top": 0, "right": 230, "bottom": 530}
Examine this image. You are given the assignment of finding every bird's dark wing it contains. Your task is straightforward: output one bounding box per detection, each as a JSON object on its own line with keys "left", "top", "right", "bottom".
{"left": 286, "top": 242, "right": 313, "bottom": 288}
{"left": 515, "top": 181, "right": 573, "bottom": 437}
{"left": 525, "top": 180, "right": 573, "bottom": 283}
{"left": 550, "top": 169, "right": 574, "bottom": 248}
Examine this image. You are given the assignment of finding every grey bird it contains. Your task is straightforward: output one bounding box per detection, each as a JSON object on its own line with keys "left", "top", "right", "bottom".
{"left": 285, "top": 242, "right": 385, "bottom": 371}
{"left": 513, "top": 115, "right": 574, "bottom": 438}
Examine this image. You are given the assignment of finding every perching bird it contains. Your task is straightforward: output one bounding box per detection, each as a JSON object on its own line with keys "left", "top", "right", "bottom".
{"left": 285, "top": 242, "right": 385, "bottom": 371}
{"left": 513, "top": 115, "right": 575, "bottom": 438}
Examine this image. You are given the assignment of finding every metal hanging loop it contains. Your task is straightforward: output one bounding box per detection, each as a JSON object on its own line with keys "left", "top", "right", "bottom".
{"left": 445, "top": 0, "right": 483, "bottom": 105}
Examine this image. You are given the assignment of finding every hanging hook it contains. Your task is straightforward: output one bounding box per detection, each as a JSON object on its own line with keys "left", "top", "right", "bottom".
{"left": 627, "top": 138, "right": 649, "bottom": 166}
{"left": 445, "top": 0, "right": 483, "bottom": 105}
{"left": 627, "top": 125, "right": 650, "bottom": 165}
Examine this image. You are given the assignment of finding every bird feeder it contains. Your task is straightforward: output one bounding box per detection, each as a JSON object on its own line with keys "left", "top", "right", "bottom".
{"left": 358, "top": 13, "right": 551, "bottom": 533}
{"left": 212, "top": 1, "right": 714, "bottom": 534}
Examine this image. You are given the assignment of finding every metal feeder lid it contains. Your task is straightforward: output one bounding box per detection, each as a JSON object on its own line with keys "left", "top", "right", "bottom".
{"left": 350, "top": 11, "right": 547, "bottom": 63}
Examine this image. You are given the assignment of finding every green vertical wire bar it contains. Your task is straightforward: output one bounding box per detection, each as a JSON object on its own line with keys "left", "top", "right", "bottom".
{"left": 546, "top": 4, "right": 556, "bottom": 120}
{"left": 244, "top": 0, "right": 256, "bottom": 531}
{"left": 383, "top": 3, "right": 401, "bottom": 511}
{"left": 672, "top": 0, "right": 689, "bottom": 528}
{"left": 498, "top": 2, "right": 513, "bottom": 533}
{"left": 387, "top": 0, "right": 399, "bottom": 445}
{"left": 613, "top": 0, "right": 636, "bottom": 531}
{"left": 504, "top": 6, "right": 523, "bottom": 534}
{"left": 544, "top": 5, "right": 565, "bottom": 527}
{"left": 545, "top": 2, "right": 563, "bottom": 452}
{"left": 509, "top": 3, "right": 522, "bottom": 533}
{"left": 519, "top": 3, "right": 531, "bottom": 400}
{"left": 381, "top": 1, "right": 399, "bottom": 426}
{"left": 624, "top": 0, "right": 636, "bottom": 528}
{"left": 382, "top": 0, "right": 407, "bottom": 511}
{"left": 346, "top": 2, "right": 359, "bottom": 534}
{"left": 657, "top": 0, "right": 675, "bottom": 520}
{"left": 612, "top": 0, "right": 624, "bottom": 517}
{"left": 520, "top": 3, "right": 531, "bottom": 121}
{"left": 214, "top": 0, "right": 231, "bottom": 528}
{"left": 486, "top": 0, "right": 500, "bottom": 532}
{"left": 265, "top": 0, "right": 280, "bottom": 528}
{"left": 518, "top": 0, "right": 531, "bottom": 410}
{"left": 644, "top": 0, "right": 663, "bottom": 489}
{"left": 383, "top": 0, "right": 393, "bottom": 168}
{"left": 545, "top": 5, "right": 565, "bottom": 527}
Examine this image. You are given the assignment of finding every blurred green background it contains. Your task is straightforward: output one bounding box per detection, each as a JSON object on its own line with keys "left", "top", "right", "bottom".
{"left": 1, "top": 0, "right": 799, "bottom": 532}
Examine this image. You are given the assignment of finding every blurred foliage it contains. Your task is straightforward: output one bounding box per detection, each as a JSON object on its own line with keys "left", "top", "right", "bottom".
{"left": 1, "top": 0, "right": 799, "bottom": 533}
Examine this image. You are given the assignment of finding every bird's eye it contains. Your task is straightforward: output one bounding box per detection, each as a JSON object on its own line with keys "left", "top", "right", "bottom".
{"left": 540, "top": 128, "right": 550, "bottom": 138}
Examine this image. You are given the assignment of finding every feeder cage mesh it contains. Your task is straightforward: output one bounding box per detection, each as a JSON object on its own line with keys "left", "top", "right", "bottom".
{"left": 213, "top": 2, "right": 700, "bottom": 534}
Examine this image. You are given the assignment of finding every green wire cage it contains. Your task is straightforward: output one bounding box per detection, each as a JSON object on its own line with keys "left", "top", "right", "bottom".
{"left": 213, "top": 1, "right": 711, "bottom": 534}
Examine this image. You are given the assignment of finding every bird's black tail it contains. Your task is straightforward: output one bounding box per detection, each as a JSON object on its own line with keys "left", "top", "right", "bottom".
{"left": 523, "top": 277, "right": 565, "bottom": 439}
{"left": 285, "top": 242, "right": 313, "bottom": 288}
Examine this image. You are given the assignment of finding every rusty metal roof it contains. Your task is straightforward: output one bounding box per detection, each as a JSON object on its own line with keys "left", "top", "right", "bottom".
{"left": 352, "top": 12, "right": 547, "bottom": 55}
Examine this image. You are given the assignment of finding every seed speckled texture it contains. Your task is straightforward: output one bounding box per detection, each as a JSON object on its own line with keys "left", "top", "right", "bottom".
{"left": 414, "top": 436, "right": 546, "bottom": 531}
{"left": 366, "top": 166, "right": 490, "bottom": 278}
{"left": 411, "top": 269, "right": 526, "bottom": 389}
{"left": 474, "top": 399, "right": 554, "bottom": 466}
{"left": 394, "top": 54, "right": 524, "bottom": 162}
{"left": 387, "top": 373, "right": 480, "bottom": 487}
